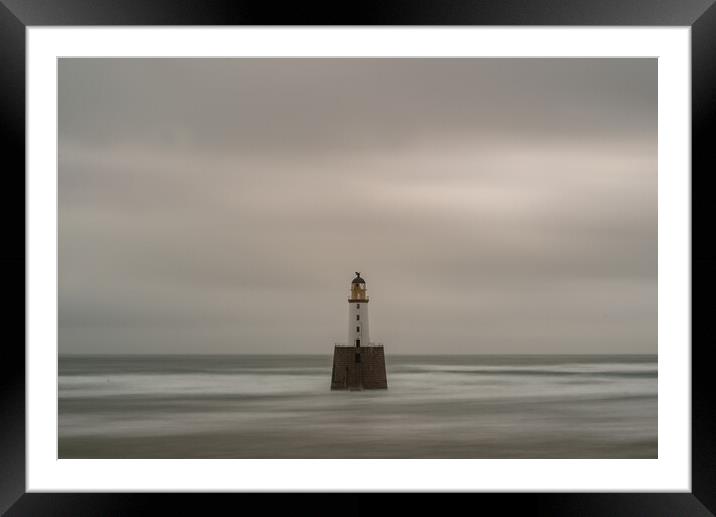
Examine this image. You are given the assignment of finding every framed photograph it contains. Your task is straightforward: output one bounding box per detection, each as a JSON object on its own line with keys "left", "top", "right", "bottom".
{"left": 4, "top": 0, "right": 713, "bottom": 514}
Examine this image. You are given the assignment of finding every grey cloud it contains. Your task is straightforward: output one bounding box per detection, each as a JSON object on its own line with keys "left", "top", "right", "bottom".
{"left": 59, "top": 58, "right": 656, "bottom": 152}
{"left": 59, "top": 58, "right": 656, "bottom": 355}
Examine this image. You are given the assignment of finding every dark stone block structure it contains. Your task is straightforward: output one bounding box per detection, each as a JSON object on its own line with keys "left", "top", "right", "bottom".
{"left": 331, "top": 345, "right": 387, "bottom": 390}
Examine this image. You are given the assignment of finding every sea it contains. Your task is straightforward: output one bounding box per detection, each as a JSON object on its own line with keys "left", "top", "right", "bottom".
{"left": 58, "top": 354, "right": 657, "bottom": 458}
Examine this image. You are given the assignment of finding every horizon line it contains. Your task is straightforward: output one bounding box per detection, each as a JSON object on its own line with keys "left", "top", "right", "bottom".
{"left": 58, "top": 351, "right": 657, "bottom": 356}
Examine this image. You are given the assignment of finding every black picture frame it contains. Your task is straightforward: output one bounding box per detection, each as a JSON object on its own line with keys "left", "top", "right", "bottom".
{"left": 2, "top": 1, "right": 714, "bottom": 514}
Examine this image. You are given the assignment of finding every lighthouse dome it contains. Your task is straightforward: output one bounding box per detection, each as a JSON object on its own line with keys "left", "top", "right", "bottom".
{"left": 352, "top": 272, "right": 366, "bottom": 284}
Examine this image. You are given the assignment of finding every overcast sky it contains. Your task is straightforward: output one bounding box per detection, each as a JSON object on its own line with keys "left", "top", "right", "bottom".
{"left": 58, "top": 58, "right": 656, "bottom": 355}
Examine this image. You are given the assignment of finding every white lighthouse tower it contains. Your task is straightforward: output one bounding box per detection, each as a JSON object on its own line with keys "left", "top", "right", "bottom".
{"left": 348, "top": 272, "right": 370, "bottom": 347}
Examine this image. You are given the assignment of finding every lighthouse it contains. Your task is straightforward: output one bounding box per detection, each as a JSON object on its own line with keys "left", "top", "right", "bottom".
{"left": 331, "top": 272, "right": 388, "bottom": 390}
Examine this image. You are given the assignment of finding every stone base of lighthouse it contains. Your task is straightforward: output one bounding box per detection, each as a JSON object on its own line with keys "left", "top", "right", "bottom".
{"left": 330, "top": 345, "right": 387, "bottom": 390}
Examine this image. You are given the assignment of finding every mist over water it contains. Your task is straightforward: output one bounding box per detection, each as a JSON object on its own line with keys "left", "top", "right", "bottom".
{"left": 59, "top": 354, "right": 656, "bottom": 458}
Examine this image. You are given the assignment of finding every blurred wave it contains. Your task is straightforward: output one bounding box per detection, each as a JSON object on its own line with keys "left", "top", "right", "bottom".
{"left": 59, "top": 354, "right": 657, "bottom": 458}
